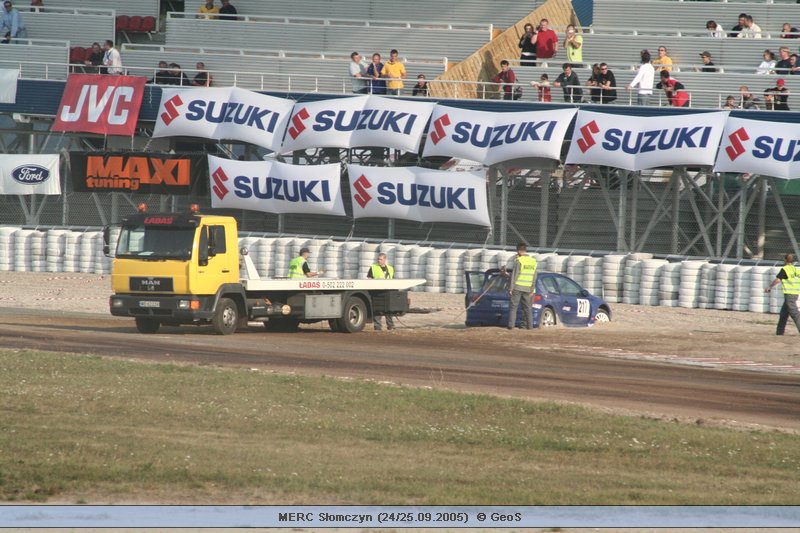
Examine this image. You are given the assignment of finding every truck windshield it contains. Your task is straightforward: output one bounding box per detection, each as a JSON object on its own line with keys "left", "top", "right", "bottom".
{"left": 116, "top": 225, "right": 195, "bottom": 260}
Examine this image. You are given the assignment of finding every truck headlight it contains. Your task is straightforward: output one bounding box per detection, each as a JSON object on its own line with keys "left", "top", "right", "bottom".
{"left": 178, "top": 300, "right": 191, "bottom": 309}
{"left": 111, "top": 298, "right": 124, "bottom": 308}
{"left": 281, "top": 305, "right": 291, "bottom": 315}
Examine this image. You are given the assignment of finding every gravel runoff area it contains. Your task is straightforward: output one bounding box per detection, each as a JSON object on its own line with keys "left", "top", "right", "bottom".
{"left": 1, "top": 271, "right": 799, "bottom": 369}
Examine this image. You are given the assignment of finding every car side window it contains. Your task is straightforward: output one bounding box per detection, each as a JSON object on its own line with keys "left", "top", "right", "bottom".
{"left": 541, "top": 276, "right": 560, "bottom": 294}
{"left": 556, "top": 276, "right": 582, "bottom": 296}
{"left": 486, "top": 274, "right": 509, "bottom": 292}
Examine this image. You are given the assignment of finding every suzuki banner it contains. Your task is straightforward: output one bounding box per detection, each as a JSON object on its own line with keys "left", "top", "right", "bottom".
{"left": 208, "top": 155, "right": 345, "bottom": 216}
{"left": 0, "top": 69, "right": 19, "bottom": 104}
{"left": 421, "top": 105, "right": 576, "bottom": 165}
{"left": 0, "top": 154, "right": 60, "bottom": 195}
{"left": 70, "top": 152, "right": 208, "bottom": 195}
{"left": 565, "top": 110, "right": 729, "bottom": 171}
{"left": 281, "top": 95, "right": 435, "bottom": 154}
{"left": 154, "top": 88, "right": 294, "bottom": 153}
{"left": 347, "top": 164, "right": 490, "bottom": 226}
{"left": 52, "top": 74, "right": 146, "bottom": 136}
{"left": 713, "top": 117, "right": 800, "bottom": 179}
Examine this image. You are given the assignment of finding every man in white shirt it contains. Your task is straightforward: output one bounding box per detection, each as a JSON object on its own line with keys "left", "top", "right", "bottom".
{"left": 738, "top": 15, "right": 762, "bottom": 39}
{"left": 103, "top": 40, "right": 122, "bottom": 75}
{"left": 628, "top": 49, "right": 654, "bottom": 106}
{"left": 349, "top": 51, "right": 368, "bottom": 94}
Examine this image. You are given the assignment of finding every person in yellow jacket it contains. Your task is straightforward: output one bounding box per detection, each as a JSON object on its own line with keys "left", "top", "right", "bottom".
{"left": 766, "top": 252, "right": 800, "bottom": 335}
{"left": 507, "top": 243, "right": 537, "bottom": 330}
{"left": 197, "top": 1, "right": 219, "bottom": 19}
{"left": 381, "top": 49, "right": 406, "bottom": 96}
{"left": 367, "top": 252, "right": 394, "bottom": 330}
{"left": 287, "top": 247, "right": 319, "bottom": 279}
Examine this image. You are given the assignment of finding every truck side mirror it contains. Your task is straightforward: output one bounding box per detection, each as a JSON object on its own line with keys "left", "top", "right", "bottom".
{"left": 207, "top": 227, "right": 217, "bottom": 258}
{"left": 102, "top": 226, "right": 111, "bottom": 257}
{"left": 198, "top": 227, "right": 209, "bottom": 267}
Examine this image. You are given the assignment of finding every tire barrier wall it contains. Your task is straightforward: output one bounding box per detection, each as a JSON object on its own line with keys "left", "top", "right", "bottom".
{"left": 0, "top": 226, "right": 786, "bottom": 312}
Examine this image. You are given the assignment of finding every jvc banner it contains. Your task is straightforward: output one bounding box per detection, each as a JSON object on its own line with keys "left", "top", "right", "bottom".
{"left": 208, "top": 155, "right": 345, "bottom": 216}
{"left": 347, "top": 164, "right": 489, "bottom": 226}
{"left": 421, "top": 106, "right": 576, "bottom": 165}
{"left": 70, "top": 152, "right": 208, "bottom": 195}
{"left": 0, "top": 154, "right": 60, "bottom": 195}
{"left": 565, "top": 110, "right": 729, "bottom": 171}
{"left": 154, "top": 88, "right": 294, "bottom": 153}
{"left": 281, "top": 95, "right": 435, "bottom": 154}
{"left": 52, "top": 74, "right": 146, "bottom": 136}
{"left": 714, "top": 117, "right": 800, "bottom": 179}
{"left": 0, "top": 69, "right": 18, "bottom": 104}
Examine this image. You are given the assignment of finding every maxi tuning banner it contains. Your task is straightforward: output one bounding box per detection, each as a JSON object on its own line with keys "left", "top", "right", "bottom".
{"left": 347, "top": 164, "right": 490, "bottom": 226}
{"left": 714, "top": 116, "right": 800, "bottom": 179}
{"left": 281, "top": 95, "right": 436, "bottom": 154}
{"left": 565, "top": 110, "right": 729, "bottom": 171}
{"left": 52, "top": 74, "right": 147, "bottom": 136}
{"left": 421, "top": 106, "right": 577, "bottom": 165}
{"left": 208, "top": 155, "right": 345, "bottom": 216}
{"left": 153, "top": 87, "right": 294, "bottom": 153}
{"left": 0, "top": 154, "right": 60, "bottom": 195}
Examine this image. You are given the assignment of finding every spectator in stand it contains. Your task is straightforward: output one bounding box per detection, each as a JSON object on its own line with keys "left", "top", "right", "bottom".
{"left": 1, "top": 1, "right": 27, "bottom": 43}
{"left": 740, "top": 85, "right": 761, "bottom": 110}
{"left": 102, "top": 40, "right": 122, "bottom": 75}
{"left": 598, "top": 62, "right": 617, "bottom": 104}
{"left": 366, "top": 53, "right": 386, "bottom": 94}
{"left": 781, "top": 23, "right": 799, "bottom": 39}
{"left": 763, "top": 89, "right": 775, "bottom": 111}
{"left": 768, "top": 78, "right": 790, "bottom": 110}
{"left": 152, "top": 61, "right": 171, "bottom": 84}
{"left": 706, "top": 20, "right": 724, "bottom": 39}
{"left": 564, "top": 24, "right": 583, "bottom": 67}
{"left": 722, "top": 95, "right": 739, "bottom": 110}
{"left": 193, "top": 61, "right": 212, "bottom": 86}
{"left": 83, "top": 42, "right": 104, "bottom": 74}
{"left": 169, "top": 63, "right": 191, "bottom": 86}
{"left": 518, "top": 22, "right": 537, "bottom": 66}
{"left": 738, "top": 15, "right": 762, "bottom": 39}
{"left": 348, "top": 52, "right": 368, "bottom": 94}
{"left": 29, "top": 0, "right": 42, "bottom": 11}
{"left": 529, "top": 73, "right": 551, "bottom": 102}
{"left": 791, "top": 54, "right": 800, "bottom": 75}
{"left": 757, "top": 49, "right": 776, "bottom": 75}
{"left": 218, "top": 0, "right": 237, "bottom": 20}
{"left": 695, "top": 51, "right": 718, "bottom": 73}
{"left": 775, "top": 47, "right": 792, "bottom": 74}
{"left": 198, "top": 0, "right": 218, "bottom": 19}
{"left": 654, "top": 46, "right": 672, "bottom": 73}
{"left": 492, "top": 59, "right": 517, "bottom": 100}
{"left": 729, "top": 13, "right": 748, "bottom": 38}
{"left": 655, "top": 70, "right": 690, "bottom": 107}
{"left": 412, "top": 74, "right": 429, "bottom": 96}
{"left": 381, "top": 49, "right": 406, "bottom": 96}
{"left": 535, "top": 19, "right": 558, "bottom": 62}
{"left": 628, "top": 49, "right": 655, "bottom": 106}
{"left": 587, "top": 63, "right": 602, "bottom": 103}
{"left": 553, "top": 62, "right": 582, "bottom": 103}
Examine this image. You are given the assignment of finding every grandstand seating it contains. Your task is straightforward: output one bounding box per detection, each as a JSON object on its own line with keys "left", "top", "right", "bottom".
{"left": 24, "top": 7, "right": 115, "bottom": 45}
{"left": 120, "top": 43, "right": 448, "bottom": 94}
{"left": 0, "top": 39, "right": 69, "bottom": 81}
{"left": 42, "top": 0, "right": 159, "bottom": 20}
{"left": 180, "top": 0, "right": 544, "bottom": 29}
{"left": 164, "top": 13, "right": 492, "bottom": 61}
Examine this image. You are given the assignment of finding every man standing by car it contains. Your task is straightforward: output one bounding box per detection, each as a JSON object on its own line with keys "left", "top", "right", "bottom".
{"left": 507, "top": 243, "right": 537, "bottom": 330}
{"left": 766, "top": 253, "right": 800, "bottom": 335}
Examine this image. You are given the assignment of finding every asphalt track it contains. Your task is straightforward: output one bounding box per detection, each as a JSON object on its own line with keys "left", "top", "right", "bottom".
{"left": 1, "top": 308, "right": 798, "bottom": 432}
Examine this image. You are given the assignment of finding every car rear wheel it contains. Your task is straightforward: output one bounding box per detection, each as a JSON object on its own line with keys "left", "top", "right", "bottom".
{"left": 595, "top": 309, "right": 611, "bottom": 323}
{"left": 540, "top": 307, "right": 557, "bottom": 327}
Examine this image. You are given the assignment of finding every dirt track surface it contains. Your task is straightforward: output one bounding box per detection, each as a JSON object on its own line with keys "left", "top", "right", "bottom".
{"left": 1, "top": 272, "right": 800, "bottom": 432}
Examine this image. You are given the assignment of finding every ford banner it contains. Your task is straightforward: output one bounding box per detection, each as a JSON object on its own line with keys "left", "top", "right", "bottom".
{"left": 208, "top": 155, "right": 345, "bottom": 216}
{"left": 154, "top": 88, "right": 294, "bottom": 153}
{"left": 281, "top": 95, "right": 435, "bottom": 154}
{"left": 565, "top": 110, "right": 729, "bottom": 171}
{"left": 421, "top": 105, "right": 576, "bottom": 165}
{"left": 0, "top": 154, "right": 61, "bottom": 195}
{"left": 714, "top": 116, "right": 800, "bottom": 179}
{"left": 347, "top": 164, "right": 490, "bottom": 226}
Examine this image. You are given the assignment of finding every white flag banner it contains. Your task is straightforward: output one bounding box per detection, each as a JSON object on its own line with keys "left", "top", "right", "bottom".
{"left": 714, "top": 116, "right": 800, "bottom": 179}
{"left": 153, "top": 87, "right": 294, "bottom": 152}
{"left": 0, "top": 69, "right": 19, "bottom": 104}
{"left": 348, "top": 164, "right": 490, "bottom": 226}
{"left": 565, "top": 110, "right": 729, "bottom": 171}
{"left": 208, "top": 155, "right": 345, "bottom": 216}
{"left": 422, "top": 105, "right": 576, "bottom": 165}
{"left": 0, "top": 154, "right": 61, "bottom": 195}
{"left": 281, "top": 95, "right": 435, "bottom": 154}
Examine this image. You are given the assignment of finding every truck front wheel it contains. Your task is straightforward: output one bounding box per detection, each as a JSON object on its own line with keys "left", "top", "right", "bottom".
{"left": 212, "top": 297, "right": 239, "bottom": 335}
{"left": 135, "top": 317, "right": 160, "bottom": 334}
{"left": 336, "top": 296, "right": 367, "bottom": 333}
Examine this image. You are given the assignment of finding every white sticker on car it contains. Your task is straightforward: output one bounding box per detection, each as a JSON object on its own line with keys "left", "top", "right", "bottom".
{"left": 577, "top": 298, "right": 590, "bottom": 318}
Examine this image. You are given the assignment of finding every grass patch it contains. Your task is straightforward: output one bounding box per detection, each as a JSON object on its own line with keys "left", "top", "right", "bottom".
{"left": 1, "top": 349, "right": 798, "bottom": 504}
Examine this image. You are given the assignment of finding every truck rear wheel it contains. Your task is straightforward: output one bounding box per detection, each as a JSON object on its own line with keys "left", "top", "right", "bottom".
{"left": 336, "top": 296, "right": 367, "bottom": 333}
{"left": 135, "top": 317, "right": 160, "bottom": 334}
{"left": 212, "top": 297, "right": 238, "bottom": 335}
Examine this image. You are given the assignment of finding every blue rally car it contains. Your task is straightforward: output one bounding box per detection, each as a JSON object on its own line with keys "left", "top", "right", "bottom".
{"left": 464, "top": 269, "right": 612, "bottom": 328}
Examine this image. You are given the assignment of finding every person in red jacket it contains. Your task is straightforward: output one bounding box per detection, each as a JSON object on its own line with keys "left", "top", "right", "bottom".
{"left": 534, "top": 18, "right": 558, "bottom": 61}
{"left": 655, "top": 70, "right": 690, "bottom": 107}
{"left": 492, "top": 60, "right": 518, "bottom": 100}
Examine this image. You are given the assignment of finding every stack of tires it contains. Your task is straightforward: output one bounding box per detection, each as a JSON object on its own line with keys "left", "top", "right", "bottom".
{"left": 748, "top": 265, "right": 775, "bottom": 314}
{"left": 659, "top": 261, "right": 681, "bottom": 307}
{"left": 697, "top": 263, "right": 717, "bottom": 309}
{"left": 714, "top": 264, "right": 736, "bottom": 310}
{"left": 445, "top": 248, "right": 466, "bottom": 293}
{"left": 602, "top": 254, "right": 627, "bottom": 303}
{"left": 679, "top": 260, "right": 706, "bottom": 309}
{"left": 566, "top": 255, "right": 588, "bottom": 286}
{"left": 0, "top": 227, "right": 19, "bottom": 271}
{"left": 342, "top": 241, "right": 363, "bottom": 279}
{"left": 425, "top": 248, "right": 446, "bottom": 292}
{"left": 582, "top": 257, "right": 603, "bottom": 295}
{"left": 732, "top": 265, "right": 753, "bottom": 312}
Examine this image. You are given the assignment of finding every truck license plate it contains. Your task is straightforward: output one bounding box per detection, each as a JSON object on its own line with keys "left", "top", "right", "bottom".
{"left": 139, "top": 301, "right": 161, "bottom": 308}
